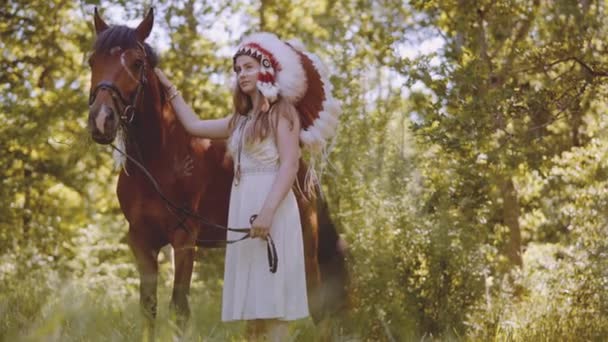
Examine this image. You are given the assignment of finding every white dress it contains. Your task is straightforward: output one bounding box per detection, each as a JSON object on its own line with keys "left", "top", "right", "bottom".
{"left": 221, "top": 113, "right": 309, "bottom": 322}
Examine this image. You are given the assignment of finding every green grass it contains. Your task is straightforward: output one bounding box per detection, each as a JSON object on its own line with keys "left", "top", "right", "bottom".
{"left": 0, "top": 282, "right": 344, "bottom": 341}
{"left": 0, "top": 251, "right": 347, "bottom": 342}
{"left": 2, "top": 243, "right": 607, "bottom": 341}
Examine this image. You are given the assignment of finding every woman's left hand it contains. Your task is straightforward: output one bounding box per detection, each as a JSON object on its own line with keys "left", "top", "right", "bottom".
{"left": 250, "top": 211, "right": 273, "bottom": 239}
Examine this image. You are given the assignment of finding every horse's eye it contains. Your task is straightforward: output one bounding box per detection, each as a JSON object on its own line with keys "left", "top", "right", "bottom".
{"left": 133, "top": 60, "right": 144, "bottom": 69}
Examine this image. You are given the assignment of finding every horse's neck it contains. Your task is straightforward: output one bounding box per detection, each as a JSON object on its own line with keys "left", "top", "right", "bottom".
{"left": 126, "top": 85, "right": 188, "bottom": 166}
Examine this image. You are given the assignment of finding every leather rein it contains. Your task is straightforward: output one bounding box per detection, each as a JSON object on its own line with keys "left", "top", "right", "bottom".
{"left": 89, "top": 42, "right": 277, "bottom": 273}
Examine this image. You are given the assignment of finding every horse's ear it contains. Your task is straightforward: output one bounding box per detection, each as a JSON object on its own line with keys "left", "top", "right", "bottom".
{"left": 135, "top": 8, "right": 154, "bottom": 42}
{"left": 94, "top": 7, "right": 109, "bottom": 35}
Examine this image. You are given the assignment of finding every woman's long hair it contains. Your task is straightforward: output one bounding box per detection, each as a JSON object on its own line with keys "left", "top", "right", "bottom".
{"left": 229, "top": 84, "right": 299, "bottom": 143}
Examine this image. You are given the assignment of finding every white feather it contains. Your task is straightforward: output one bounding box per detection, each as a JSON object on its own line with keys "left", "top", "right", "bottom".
{"left": 300, "top": 130, "right": 312, "bottom": 145}
{"left": 305, "top": 52, "right": 329, "bottom": 76}
{"left": 286, "top": 38, "right": 306, "bottom": 51}
{"left": 319, "top": 109, "right": 339, "bottom": 127}
{"left": 257, "top": 81, "right": 279, "bottom": 102}
{"left": 313, "top": 116, "right": 335, "bottom": 138}
{"left": 308, "top": 126, "right": 324, "bottom": 142}
{"left": 326, "top": 99, "right": 342, "bottom": 117}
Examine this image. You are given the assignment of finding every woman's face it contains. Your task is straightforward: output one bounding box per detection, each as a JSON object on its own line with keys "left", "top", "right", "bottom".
{"left": 234, "top": 55, "right": 260, "bottom": 96}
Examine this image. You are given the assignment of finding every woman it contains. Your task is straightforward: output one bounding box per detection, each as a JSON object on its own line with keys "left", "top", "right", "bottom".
{"left": 155, "top": 32, "right": 321, "bottom": 341}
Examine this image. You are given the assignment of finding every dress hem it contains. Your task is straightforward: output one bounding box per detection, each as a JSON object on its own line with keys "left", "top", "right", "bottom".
{"left": 221, "top": 313, "right": 310, "bottom": 323}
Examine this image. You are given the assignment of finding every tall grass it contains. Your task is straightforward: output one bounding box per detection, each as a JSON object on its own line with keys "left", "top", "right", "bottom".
{"left": 0, "top": 249, "right": 326, "bottom": 341}
{"left": 2, "top": 243, "right": 606, "bottom": 341}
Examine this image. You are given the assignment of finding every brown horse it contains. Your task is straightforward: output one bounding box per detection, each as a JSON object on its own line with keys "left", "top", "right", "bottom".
{"left": 87, "top": 7, "right": 347, "bottom": 332}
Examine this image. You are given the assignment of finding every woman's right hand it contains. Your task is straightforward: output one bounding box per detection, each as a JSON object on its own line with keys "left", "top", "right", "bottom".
{"left": 154, "top": 68, "right": 173, "bottom": 90}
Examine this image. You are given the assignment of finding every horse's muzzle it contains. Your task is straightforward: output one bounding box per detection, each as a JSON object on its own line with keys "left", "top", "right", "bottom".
{"left": 89, "top": 104, "right": 118, "bottom": 144}
{"left": 91, "top": 131, "right": 115, "bottom": 145}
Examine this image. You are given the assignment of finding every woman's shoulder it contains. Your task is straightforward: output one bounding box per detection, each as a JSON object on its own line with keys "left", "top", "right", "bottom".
{"left": 270, "top": 98, "right": 299, "bottom": 126}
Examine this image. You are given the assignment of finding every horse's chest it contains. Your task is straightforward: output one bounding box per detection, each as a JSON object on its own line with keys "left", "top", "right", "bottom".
{"left": 116, "top": 174, "right": 193, "bottom": 226}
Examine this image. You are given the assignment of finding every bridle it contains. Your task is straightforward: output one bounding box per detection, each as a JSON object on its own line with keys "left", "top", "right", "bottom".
{"left": 111, "top": 144, "right": 278, "bottom": 274}
{"left": 88, "top": 42, "right": 278, "bottom": 273}
{"left": 88, "top": 42, "right": 148, "bottom": 125}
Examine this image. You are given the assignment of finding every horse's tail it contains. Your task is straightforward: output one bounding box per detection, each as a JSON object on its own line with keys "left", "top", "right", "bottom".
{"left": 315, "top": 187, "right": 350, "bottom": 320}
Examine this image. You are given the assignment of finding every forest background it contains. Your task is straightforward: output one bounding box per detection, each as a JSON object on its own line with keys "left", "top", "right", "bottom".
{"left": 1, "top": 0, "right": 607, "bottom": 340}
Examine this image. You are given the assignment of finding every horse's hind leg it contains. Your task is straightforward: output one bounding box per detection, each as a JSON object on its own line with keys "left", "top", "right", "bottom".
{"left": 128, "top": 229, "right": 160, "bottom": 337}
{"left": 170, "top": 228, "right": 195, "bottom": 330}
{"left": 297, "top": 194, "right": 323, "bottom": 322}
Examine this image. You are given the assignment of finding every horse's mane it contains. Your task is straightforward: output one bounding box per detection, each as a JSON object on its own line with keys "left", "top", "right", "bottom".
{"left": 94, "top": 25, "right": 159, "bottom": 67}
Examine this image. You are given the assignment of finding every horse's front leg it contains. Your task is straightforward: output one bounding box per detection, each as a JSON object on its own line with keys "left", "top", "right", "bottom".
{"left": 170, "top": 227, "right": 196, "bottom": 329}
{"left": 128, "top": 228, "right": 160, "bottom": 338}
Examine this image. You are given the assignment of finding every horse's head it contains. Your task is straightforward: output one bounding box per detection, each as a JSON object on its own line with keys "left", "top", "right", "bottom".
{"left": 88, "top": 8, "right": 156, "bottom": 144}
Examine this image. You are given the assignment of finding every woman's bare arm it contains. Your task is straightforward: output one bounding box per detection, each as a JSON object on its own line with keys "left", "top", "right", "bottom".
{"left": 155, "top": 68, "right": 230, "bottom": 139}
{"left": 251, "top": 113, "right": 301, "bottom": 237}
{"left": 169, "top": 94, "right": 231, "bottom": 139}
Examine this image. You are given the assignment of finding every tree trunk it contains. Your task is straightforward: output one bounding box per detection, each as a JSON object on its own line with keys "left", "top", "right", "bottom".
{"left": 501, "top": 176, "right": 522, "bottom": 267}
{"left": 22, "top": 166, "right": 32, "bottom": 243}
{"left": 259, "top": 0, "right": 267, "bottom": 31}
